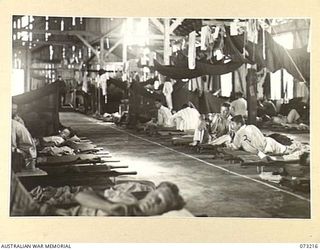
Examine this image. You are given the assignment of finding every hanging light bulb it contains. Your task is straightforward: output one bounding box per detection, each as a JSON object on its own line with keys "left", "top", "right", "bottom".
{"left": 61, "top": 19, "right": 64, "bottom": 31}
{"left": 49, "top": 45, "right": 54, "bottom": 60}
{"left": 106, "top": 37, "right": 109, "bottom": 49}
{"left": 72, "top": 17, "right": 76, "bottom": 26}
{"left": 79, "top": 17, "right": 83, "bottom": 24}
{"left": 17, "top": 19, "right": 21, "bottom": 29}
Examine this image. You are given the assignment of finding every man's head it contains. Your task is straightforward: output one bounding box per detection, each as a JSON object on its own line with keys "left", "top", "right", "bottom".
{"left": 230, "top": 115, "right": 245, "bottom": 132}
{"left": 12, "top": 103, "right": 18, "bottom": 116}
{"left": 220, "top": 102, "right": 230, "bottom": 118}
{"left": 154, "top": 99, "right": 162, "bottom": 109}
{"left": 271, "top": 116, "right": 283, "bottom": 124}
{"left": 138, "top": 182, "right": 185, "bottom": 216}
{"left": 59, "top": 127, "right": 75, "bottom": 139}
{"left": 207, "top": 113, "right": 214, "bottom": 121}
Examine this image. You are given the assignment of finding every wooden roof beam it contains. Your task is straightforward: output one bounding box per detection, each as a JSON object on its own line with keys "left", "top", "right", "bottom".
{"left": 104, "top": 39, "right": 123, "bottom": 58}
{"left": 169, "top": 18, "right": 184, "bottom": 33}
{"left": 89, "top": 24, "right": 122, "bottom": 44}
{"left": 75, "top": 34, "right": 99, "bottom": 58}
{"left": 13, "top": 28, "right": 99, "bottom": 37}
{"left": 150, "top": 18, "right": 164, "bottom": 34}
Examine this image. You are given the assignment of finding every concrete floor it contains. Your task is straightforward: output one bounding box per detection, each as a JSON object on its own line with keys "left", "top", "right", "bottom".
{"left": 60, "top": 112, "right": 310, "bottom": 218}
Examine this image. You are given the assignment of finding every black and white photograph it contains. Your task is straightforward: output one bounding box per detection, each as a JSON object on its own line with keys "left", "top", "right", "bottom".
{"left": 10, "top": 16, "right": 311, "bottom": 219}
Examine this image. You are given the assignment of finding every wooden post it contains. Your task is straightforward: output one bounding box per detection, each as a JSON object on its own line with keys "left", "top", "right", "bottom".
{"left": 246, "top": 68, "right": 258, "bottom": 125}
{"left": 122, "top": 37, "right": 127, "bottom": 63}
{"left": 25, "top": 48, "right": 31, "bottom": 91}
{"left": 100, "top": 37, "right": 104, "bottom": 65}
{"left": 164, "top": 18, "right": 170, "bottom": 65}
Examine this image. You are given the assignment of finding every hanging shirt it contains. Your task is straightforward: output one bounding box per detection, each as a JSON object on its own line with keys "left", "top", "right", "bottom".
{"left": 230, "top": 97, "right": 247, "bottom": 117}
{"left": 188, "top": 31, "right": 196, "bottom": 70}
{"left": 157, "top": 105, "right": 173, "bottom": 127}
{"left": 170, "top": 107, "right": 200, "bottom": 131}
{"left": 162, "top": 81, "right": 173, "bottom": 110}
{"left": 82, "top": 72, "right": 88, "bottom": 93}
{"left": 234, "top": 65, "right": 247, "bottom": 95}
{"left": 99, "top": 72, "right": 109, "bottom": 96}
{"left": 200, "top": 26, "right": 210, "bottom": 51}
{"left": 148, "top": 52, "right": 156, "bottom": 67}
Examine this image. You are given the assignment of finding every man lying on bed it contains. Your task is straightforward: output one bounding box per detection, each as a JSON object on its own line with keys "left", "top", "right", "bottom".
{"left": 39, "top": 181, "right": 185, "bottom": 216}
{"left": 225, "top": 115, "right": 309, "bottom": 161}
{"left": 270, "top": 109, "right": 309, "bottom": 130}
{"left": 40, "top": 127, "right": 79, "bottom": 146}
{"left": 37, "top": 127, "right": 81, "bottom": 156}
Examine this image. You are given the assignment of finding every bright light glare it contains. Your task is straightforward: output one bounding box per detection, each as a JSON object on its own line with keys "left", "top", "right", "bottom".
{"left": 273, "top": 33, "right": 293, "bottom": 49}
{"left": 12, "top": 69, "right": 25, "bottom": 96}
{"left": 123, "top": 18, "right": 149, "bottom": 46}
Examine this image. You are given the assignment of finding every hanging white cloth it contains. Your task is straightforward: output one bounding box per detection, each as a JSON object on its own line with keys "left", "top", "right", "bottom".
{"left": 230, "top": 21, "right": 238, "bottom": 36}
{"left": 188, "top": 31, "right": 196, "bottom": 70}
{"left": 162, "top": 80, "right": 173, "bottom": 110}
{"left": 148, "top": 52, "right": 156, "bottom": 67}
{"left": 99, "top": 72, "right": 109, "bottom": 96}
{"left": 82, "top": 72, "right": 88, "bottom": 93}
{"left": 247, "top": 19, "right": 259, "bottom": 44}
{"left": 200, "top": 26, "right": 210, "bottom": 50}
{"left": 212, "top": 26, "right": 220, "bottom": 40}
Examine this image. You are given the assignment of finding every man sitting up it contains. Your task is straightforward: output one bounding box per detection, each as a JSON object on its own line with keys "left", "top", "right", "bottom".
{"left": 190, "top": 102, "right": 231, "bottom": 146}
{"left": 145, "top": 99, "right": 173, "bottom": 130}
{"left": 170, "top": 103, "right": 201, "bottom": 132}
{"left": 226, "top": 115, "right": 306, "bottom": 160}
{"left": 230, "top": 91, "right": 247, "bottom": 117}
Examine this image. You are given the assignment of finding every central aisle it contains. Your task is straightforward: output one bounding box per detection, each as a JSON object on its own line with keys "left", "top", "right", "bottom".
{"left": 60, "top": 112, "right": 310, "bottom": 218}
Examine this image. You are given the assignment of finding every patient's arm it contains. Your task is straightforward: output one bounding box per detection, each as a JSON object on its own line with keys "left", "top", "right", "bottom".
{"left": 74, "top": 191, "right": 127, "bottom": 216}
